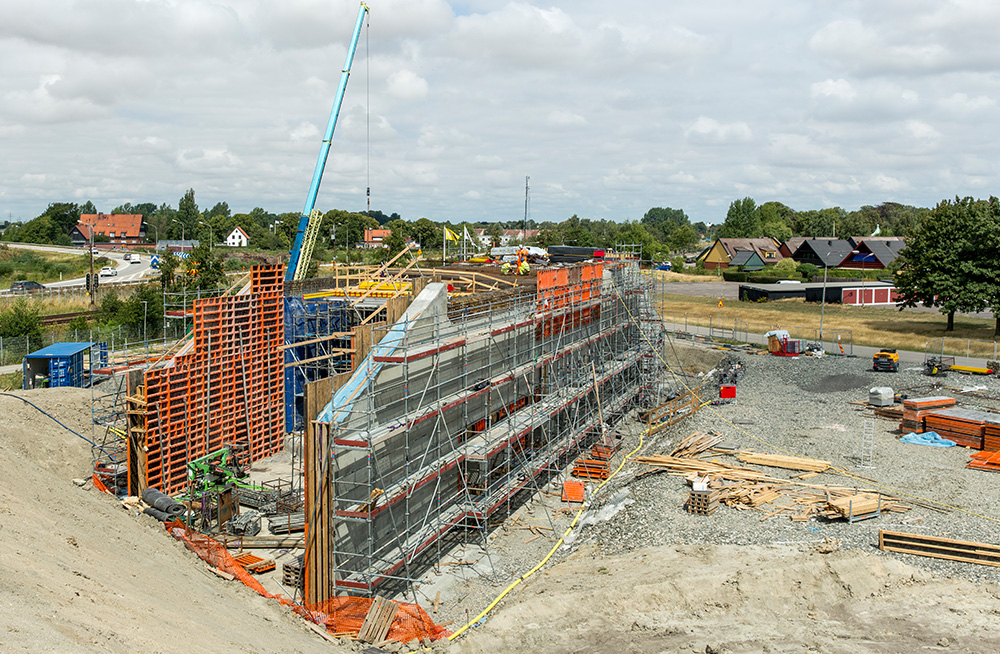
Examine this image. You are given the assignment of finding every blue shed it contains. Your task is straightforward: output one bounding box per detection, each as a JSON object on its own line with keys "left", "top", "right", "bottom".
{"left": 23, "top": 342, "right": 96, "bottom": 390}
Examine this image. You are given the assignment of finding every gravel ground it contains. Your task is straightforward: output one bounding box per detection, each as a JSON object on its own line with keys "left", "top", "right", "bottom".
{"left": 582, "top": 343, "right": 1000, "bottom": 586}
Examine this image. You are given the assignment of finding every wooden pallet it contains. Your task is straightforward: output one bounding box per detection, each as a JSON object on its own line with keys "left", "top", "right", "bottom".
{"left": 232, "top": 552, "right": 276, "bottom": 574}
{"left": 879, "top": 530, "right": 1000, "bottom": 567}
{"left": 358, "top": 596, "right": 399, "bottom": 644}
{"left": 685, "top": 489, "right": 720, "bottom": 515}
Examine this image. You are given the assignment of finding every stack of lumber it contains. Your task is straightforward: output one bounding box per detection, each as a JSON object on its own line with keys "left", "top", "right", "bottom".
{"left": 827, "top": 493, "right": 882, "bottom": 519}
{"left": 735, "top": 452, "right": 830, "bottom": 473}
{"left": 899, "top": 396, "right": 956, "bottom": 433}
{"left": 571, "top": 457, "right": 609, "bottom": 480}
{"left": 967, "top": 449, "right": 1000, "bottom": 473}
{"left": 282, "top": 554, "right": 305, "bottom": 590}
{"left": 923, "top": 407, "right": 992, "bottom": 449}
{"left": 635, "top": 455, "right": 766, "bottom": 482}
{"left": 357, "top": 596, "right": 399, "bottom": 644}
{"left": 268, "top": 512, "right": 306, "bottom": 534}
{"left": 710, "top": 480, "right": 910, "bottom": 522}
{"left": 984, "top": 418, "right": 1000, "bottom": 452}
{"left": 685, "top": 488, "right": 720, "bottom": 515}
{"left": 669, "top": 431, "right": 724, "bottom": 458}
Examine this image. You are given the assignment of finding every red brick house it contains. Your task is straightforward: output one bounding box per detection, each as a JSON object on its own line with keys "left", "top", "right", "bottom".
{"left": 71, "top": 213, "right": 145, "bottom": 246}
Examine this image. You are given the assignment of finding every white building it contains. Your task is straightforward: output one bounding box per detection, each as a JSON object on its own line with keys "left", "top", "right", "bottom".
{"left": 225, "top": 226, "right": 250, "bottom": 247}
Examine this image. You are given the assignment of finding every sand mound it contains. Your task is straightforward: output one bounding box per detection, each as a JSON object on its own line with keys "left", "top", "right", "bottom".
{"left": 0, "top": 388, "right": 334, "bottom": 654}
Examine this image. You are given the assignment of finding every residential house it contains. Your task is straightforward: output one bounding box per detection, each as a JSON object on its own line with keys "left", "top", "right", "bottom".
{"left": 474, "top": 227, "right": 540, "bottom": 248}
{"left": 838, "top": 238, "right": 905, "bottom": 270}
{"left": 789, "top": 238, "right": 854, "bottom": 269}
{"left": 778, "top": 236, "right": 809, "bottom": 259}
{"left": 71, "top": 213, "right": 145, "bottom": 246}
{"left": 728, "top": 250, "right": 765, "bottom": 272}
{"left": 697, "top": 237, "right": 782, "bottom": 270}
{"left": 225, "top": 226, "right": 250, "bottom": 247}
{"left": 362, "top": 228, "right": 392, "bottom": 249}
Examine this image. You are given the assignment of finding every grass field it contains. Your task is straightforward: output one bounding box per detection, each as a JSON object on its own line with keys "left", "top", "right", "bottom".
{"left": 0, "top": 247, "right": 111, "bottom": 286}
{"left": 658, "top": 292, "right": 998, "bottom": 354}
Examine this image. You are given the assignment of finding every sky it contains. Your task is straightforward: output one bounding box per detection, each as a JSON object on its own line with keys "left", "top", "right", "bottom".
{"left": 2, "top": 0, "right": 999, "bottom": 226}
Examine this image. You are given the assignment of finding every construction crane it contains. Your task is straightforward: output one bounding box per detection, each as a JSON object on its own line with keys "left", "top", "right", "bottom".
{"left": 285, "top": 2, "right": 369, "bottom": 282}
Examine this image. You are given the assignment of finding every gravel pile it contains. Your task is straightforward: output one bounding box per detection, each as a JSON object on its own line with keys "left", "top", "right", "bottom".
{"left": 580, "top": 344, "right": 1000, "bottom": 585}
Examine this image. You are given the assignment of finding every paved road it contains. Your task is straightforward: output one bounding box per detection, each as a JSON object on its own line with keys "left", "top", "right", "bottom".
{"left": 3, "top": 242, "right": 154, "bottom": 291}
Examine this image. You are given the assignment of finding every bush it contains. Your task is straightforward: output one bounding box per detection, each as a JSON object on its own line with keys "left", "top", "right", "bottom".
{"left": 774, "top": 257, "right": 798, "bottom": 273}
{"left": 0, "top": 298, "right": 41, "bottom": 339}
{"left": 722, "top": 270, "right": 748, "bottom": 282}
{"left": 796, "top": 263, "right": 819, "bottom": 279}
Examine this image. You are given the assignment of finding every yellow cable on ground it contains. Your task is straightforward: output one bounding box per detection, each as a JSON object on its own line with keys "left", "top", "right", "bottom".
{"left": 448, "top": 427, "right": 648, "bottom": 641}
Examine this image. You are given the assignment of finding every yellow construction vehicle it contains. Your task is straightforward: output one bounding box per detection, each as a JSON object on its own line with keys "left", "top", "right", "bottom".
{"left": 872, "top": 349, "right": 899, "bottom": 372}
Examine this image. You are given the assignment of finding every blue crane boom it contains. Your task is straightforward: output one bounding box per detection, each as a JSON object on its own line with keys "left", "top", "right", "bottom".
{"left": 286, "top": 2, "right": 369, "bottom": 282}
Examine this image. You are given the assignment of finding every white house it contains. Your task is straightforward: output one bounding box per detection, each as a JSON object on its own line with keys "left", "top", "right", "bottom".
{"left": 225, "top": 226, "right": 250, "bottom": 247}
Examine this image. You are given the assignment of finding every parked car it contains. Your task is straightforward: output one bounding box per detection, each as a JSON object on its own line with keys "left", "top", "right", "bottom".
{"left": 9, "top": 280, "right": 45, "bottom": 294}
{"left": 100, "top": 266, "right": 117, "bottom": 277}
{"left": 654, "top": 262, "right": 672, "bottom": 271}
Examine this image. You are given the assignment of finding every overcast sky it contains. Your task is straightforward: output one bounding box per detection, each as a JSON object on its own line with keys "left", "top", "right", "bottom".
{"left": 2, "top": 0, "right": 999, "bottom": 226}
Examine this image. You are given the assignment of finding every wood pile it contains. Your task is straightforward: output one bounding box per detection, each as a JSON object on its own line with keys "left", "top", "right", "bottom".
{"left": 735, "top": 452, "right": 830, "bottom": 472}
{"left": 923, "top": 407, "right": 990, "bottom": 449}
{"left": 827, "top": 493, "right": 882, "bottom": 519}
{"left": 669, "top": 431, "right": 725, "bottom": 458}
{"left": 899, "top": 396, "right": 956, "bottom": 433}
{"left": 635, "top": 455, "right": 766, "bottom": 482}
{"left": 880, "top": 530, "right": 1000, "bottom": 567}
{"left": 357, "top": 596, "right": 399, "bottom": 644}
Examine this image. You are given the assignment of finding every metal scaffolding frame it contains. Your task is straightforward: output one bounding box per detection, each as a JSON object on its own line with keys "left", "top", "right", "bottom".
{"left": 305, "top": 258, "right": 659, "bottom": 601}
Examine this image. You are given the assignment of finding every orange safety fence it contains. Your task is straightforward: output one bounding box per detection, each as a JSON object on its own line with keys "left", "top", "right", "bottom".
{"left": 164, "top": 521, "right": 450, "bottom": 642}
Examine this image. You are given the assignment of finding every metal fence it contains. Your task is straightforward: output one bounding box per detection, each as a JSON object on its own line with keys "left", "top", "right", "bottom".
{"left": 0, "top": 320, "right": 190, "bottom": 369}
{"left": 924, "top": 337, "right": 998, "bottom": 366}
{"left": 659, "top": 310, "right": 854, "bottom": 355}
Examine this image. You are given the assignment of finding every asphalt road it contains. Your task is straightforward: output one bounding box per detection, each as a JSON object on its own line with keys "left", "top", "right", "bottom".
{"left": 3, "top": 242, "right": 154, "bottom": 291}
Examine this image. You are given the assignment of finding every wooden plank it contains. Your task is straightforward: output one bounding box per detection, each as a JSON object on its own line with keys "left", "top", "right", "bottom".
{"left": 278, "top": 331, "right": 354, "bottom": 351}
{"left": 879, "top": 530, "right": 1000, "bottom": 567}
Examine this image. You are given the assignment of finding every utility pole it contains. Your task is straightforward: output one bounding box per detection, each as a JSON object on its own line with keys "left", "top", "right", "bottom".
{"left": 523, "top": 175, "right": 530, "bottom": 237}
{"left": 88, "top": 219, "right": 95, "bottom": 308}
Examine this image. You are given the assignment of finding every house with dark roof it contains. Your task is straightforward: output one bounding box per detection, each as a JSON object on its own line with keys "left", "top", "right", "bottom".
{"left": 728, "top": 249, "right": 765, "bottom": 271}
{"left": 71, "top": 213, "right": 145, "bottom": 246}
{"left": 791, "top": 238, "right": 854, "bottom": 268}
{"left": 697, "top": 237, "right": 782, "bottom": 270}
{"left": 779, "top": 237, "right": 809, "bottom": 259}
{"left": 838, "top": 238, "right": 905, "bottom": 270}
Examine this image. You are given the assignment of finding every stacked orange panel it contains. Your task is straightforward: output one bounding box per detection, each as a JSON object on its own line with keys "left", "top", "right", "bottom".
{"left": 134, "top": 264, "right": 286, "bottom": 495}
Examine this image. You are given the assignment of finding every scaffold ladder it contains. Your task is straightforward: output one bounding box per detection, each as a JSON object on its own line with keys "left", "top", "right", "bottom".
{"left": 860, "top": 418, "right": 875, "bottom": 468}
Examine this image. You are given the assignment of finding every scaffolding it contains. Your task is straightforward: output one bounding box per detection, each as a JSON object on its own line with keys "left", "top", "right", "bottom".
{"left": 304, "top": 259, "right": 659, "bottom": 601}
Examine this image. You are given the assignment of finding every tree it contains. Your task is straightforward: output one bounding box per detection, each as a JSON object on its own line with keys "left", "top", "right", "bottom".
{"left": 411, "top": 217, "right": 440, "bottom": 249}
{"left": 719, "top": 198, "right": 761, "bottom": 238}
{"left": 174, "top": 189, "right": 199, "bottom": 240}
{"left": 894, "top": 197, "right": 995, "bottom": 332}
{"left": 641, "top": 207, "right": 689, "bottom": 243}
{"left": 0, "top": 297, "right": 41, "bottom": 340}
{"left": 157, "top": 250, "right": 181, "bottom": 291}
{"left": 669, "top": 224, "right": 699, "bottom": 253}
{"left": 185, "top": 243, "right": 226, "bottom": 291}
{"left": 485, "top": 223, "right": 504, "bottom": 247}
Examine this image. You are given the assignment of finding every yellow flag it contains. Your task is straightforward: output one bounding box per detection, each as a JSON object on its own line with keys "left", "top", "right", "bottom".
{"left": 444, "top": 227, "right": 459, "bottom": 242}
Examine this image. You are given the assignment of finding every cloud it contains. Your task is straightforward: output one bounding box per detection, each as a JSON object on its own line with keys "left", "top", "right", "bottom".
{"left": 546, "top": 110, "right": 586, "bottom": 127}
{"left": 2, "top": 74, "right": 109, "bottom": 123}
{"left": 386, "top": 69, "right": 429, "bottom": 101}
{"left": 684, "top": 117, "right": 752, "bottom": 144}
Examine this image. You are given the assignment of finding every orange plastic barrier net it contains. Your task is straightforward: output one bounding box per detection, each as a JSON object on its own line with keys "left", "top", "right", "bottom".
{"left": 164, "top": 521, "right": 450, "bottom": 641}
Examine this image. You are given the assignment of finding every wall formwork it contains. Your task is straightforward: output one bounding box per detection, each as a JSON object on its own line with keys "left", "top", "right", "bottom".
{"left": 305, "top": 260, "right": 659, "bottom": 602}
{"left": 127, "top": 264, "right": 286, "bottom": 496}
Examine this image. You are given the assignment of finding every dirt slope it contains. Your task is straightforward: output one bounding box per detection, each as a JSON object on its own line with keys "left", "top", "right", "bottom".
{"left": 0, "top": 389, "right": 336, "bottom": 654}
{"left": 455, "top": 541, "right": 1000, "bottom": 654}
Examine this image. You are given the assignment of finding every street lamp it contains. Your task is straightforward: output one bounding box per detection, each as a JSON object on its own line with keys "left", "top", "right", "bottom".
{"left": 199, "top": 221, "right": 214, "bottom": 252}
{"left": 150, "top": 223, "right": 159, "bottom": 247}
{"left": 171, "top": 219, "right": 185, "bottom": 246}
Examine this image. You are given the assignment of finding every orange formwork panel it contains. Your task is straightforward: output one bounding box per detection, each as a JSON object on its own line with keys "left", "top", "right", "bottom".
{"left": 131, "top": 264, "right": 286, "bottom": 496}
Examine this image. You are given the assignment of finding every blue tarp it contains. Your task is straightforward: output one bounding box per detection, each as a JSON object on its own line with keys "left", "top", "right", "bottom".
{"left": 900, "top": 431, "right": 956, "bottom": 447}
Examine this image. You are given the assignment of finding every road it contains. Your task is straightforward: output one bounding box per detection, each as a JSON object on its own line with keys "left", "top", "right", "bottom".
{"left": 3, "top": 242, "right": 154, "bottom": 290}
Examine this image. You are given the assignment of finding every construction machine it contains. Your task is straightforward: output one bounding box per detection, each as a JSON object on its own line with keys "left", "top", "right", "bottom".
{"left": 285, "top": 3, "right": 369, "bottom": 282}
{"left": 872, "top": 349, "right": 899, "bottom": 372}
